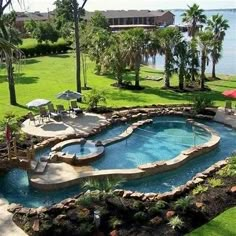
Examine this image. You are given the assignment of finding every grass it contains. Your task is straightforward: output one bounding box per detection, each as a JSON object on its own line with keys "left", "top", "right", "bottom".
{"left": 20, "top": 38, "right": 66, "bottom": 48}
{"left": 187, "top": 207, "right": 236, "bottom": 236}
{"left": 0, "top": 53, "right": 236, "bottom": 119}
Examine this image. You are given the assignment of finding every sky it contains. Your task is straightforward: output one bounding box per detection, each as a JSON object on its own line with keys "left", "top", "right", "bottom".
{"left": 11, "top": 0, "right": 236, "bottom": 12}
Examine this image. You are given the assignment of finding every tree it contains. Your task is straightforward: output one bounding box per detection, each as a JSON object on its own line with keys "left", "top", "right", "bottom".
{"left": 174, "top": 40, "right": 190, "bottom": 90}
{"left": 54, "top": 0, "right": 88, "bottom": 94}
{"left": 122, "top": 28, "right": 146, "bottom": 88}
{"left": 86, "top": 27, "right": 111, "bottom": 74}
{"left": 0, "top": 1, "right": 23, "bottom": 105}
{"left": 90, "top": 11, "right": 109, "bottom": 30}
{"left": 182, "top": 3, "right": 206, "bottom": 37}
{"left": 206, "top": 14, "right": 229, "bottom": 79}
{"left": 102, "top": 34, "right": 127, "bottom": 86}
{"left": 197, "top": 31, "right": 214, "bottom": 90}
{"left": 25, "top": 20, "right": 59, "bottom": 44}
{"left": 154, "top": 27, "right": 182, "bottom": 88}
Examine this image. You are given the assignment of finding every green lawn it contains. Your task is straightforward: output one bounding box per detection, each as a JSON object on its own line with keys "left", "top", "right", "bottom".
{"left": 187, "top": 207, "right": 236, "bottom": 236}
{"left": 0, "top": 53, "right": 236, "bottom": 119}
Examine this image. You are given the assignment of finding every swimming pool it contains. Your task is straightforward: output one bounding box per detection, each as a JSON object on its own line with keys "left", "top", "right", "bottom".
{"left": 91, "top": 119, "right": 211, "bottom": 169}
{"left": 0, "top": 116, "right": 235, "bottom": 207}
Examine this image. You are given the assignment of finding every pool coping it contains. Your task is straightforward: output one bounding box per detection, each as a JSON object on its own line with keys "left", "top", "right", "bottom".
{"left": 29, "top": 118, "right": 221, "bottom": 191}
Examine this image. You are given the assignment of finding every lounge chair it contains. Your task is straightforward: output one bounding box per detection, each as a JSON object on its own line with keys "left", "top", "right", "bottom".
{"left": 71, "top": 100, "right": 83, "bottom": 115}
{"left": 225, "top": 101, "right": 233, "bottom": 115}
{"left": 47, "top": 104, "right": 61, "bottom": 121}
{"left": 28, "top": 112, "right": 36, "bottom": 125}
{"left": 39, "top": 107, "right": 50, "bottom": 123}
{"left": 56, "top": 105, "right": 68, "bottom": 116}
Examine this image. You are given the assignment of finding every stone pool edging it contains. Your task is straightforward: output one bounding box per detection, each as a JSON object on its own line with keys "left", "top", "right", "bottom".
{"left": 29, "top": 117, "right": 220, "bottom": 191}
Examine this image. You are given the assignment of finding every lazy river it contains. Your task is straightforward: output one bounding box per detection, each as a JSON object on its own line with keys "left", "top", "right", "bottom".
{"left": 0, "top": 116, "right": 235, "bottom": 207}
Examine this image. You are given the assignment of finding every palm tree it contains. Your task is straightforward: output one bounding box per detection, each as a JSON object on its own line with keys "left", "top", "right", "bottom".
{"left": 122, "top": 28, "right": 146, "bottom": 88}
{"left": 153, "top": 27, "right": 182, "bottom": 88}
{"left": 174, "top": 40, "right": 190, "bottom": 90}
{"left": 197, "top": 31, "right": 214, "bottom": 90}
{"left": 182, "top": 3, "right": 206, "bottom": 37}
{"left": 102, "top": 34, "right": 127, "bottom": 86}
{"left": 206, "top": 14, "right": 229, "bottom": 79}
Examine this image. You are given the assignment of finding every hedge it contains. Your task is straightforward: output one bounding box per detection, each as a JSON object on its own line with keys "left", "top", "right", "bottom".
{"left": 20, "top": 42, "right": 72, "bottom": 57}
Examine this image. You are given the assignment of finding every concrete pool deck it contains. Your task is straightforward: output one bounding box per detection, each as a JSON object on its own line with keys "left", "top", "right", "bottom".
{"left": 214, "top": 107, "right": 236, "bottom": 129}
{"left": 21, "top": 112, "right": 108, "bottom": 137}
{"left": 0, "top": 198, "right": 26, "bottom": 236}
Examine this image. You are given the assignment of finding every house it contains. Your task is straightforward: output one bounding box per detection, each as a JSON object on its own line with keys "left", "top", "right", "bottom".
{"left": 15, "top": 11, "right": 54, "bottom": 33}
{"left": 83, "top": 10, "right": 175, "bottom": 30}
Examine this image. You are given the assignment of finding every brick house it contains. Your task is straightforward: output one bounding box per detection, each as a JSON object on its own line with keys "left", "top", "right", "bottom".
{"left": 83, "top": 10, "right": 175, "bottom": 28}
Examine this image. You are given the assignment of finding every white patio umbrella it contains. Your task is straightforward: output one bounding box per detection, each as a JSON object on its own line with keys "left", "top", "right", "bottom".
{"left": 57, "top": 90, "right": 82, "bottom": 107}
{"left": 26, "top": 99, "right": 51, "bottom": 108}
{"left": 57, "top": 90, "right": 82, "bottom": 101}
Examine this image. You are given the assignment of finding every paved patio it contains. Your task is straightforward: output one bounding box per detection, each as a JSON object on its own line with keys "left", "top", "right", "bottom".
{"left": 21, "top": 112, "right": 108, "bottom": 137}
{"left": 0, "top": 198, "right": 26, "bottom": 236}
{"left": 214, "top": 107, "right": 236, "bottom": 129}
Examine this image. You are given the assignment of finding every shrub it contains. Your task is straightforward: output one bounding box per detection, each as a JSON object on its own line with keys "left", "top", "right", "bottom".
{"left": 155, "top": 200, "right": 168, "bottom": 210}
{"left": 208, "top": 178, "right": 224, "bottom": 188}
{"left": 148, "top": 206, "right": 162, "bottom": 217}
{"left": 132, "top": 201, "right": 144, "bottom": 210}
{"left": 20, "top": 42, "right": 71, "bottom": 57}
{"left": 133, "top": 211, "right": 148, "bottom": 222}
{"left": 79, "top": 222, "right": 94, "bottom": 236}
{"left": 77, "top": 194, "right": 94, "bottom": 208}
{"left": 192, "top": 185, "right": 208, "bottom": 195}
{"left": 109, "top": 216, "right": 123, "bottom": 229}
{"left": 174, "top": 196, "right": 193, "bottom": 212}
{"left": 168, "top": 216, "right": 184, "bottom": 230}
{"left": 217, "top": 154, "right": 236, "bottom": 177}
{"left": 85, "top": 89, "right": 106, "bottom": 111}
{"left": 192, "top": 96, "right": 214, "bottom": 114}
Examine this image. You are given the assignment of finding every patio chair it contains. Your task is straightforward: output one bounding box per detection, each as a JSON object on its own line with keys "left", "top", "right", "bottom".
{"left": 39, "top": 107, "right": 50, "bottom": 123}
{"left": 56, "top": 105, "right": 68, "bottom": 116}
{"left": 28, "top": 112, "right": 36, "bottom": 125}
{"left": 225, "top": 101, "right": 233, "bottom": 115}
{"left": 70, "top": 100, "right": 83, "bottom": 115}
{"left": 47, "top": 104, "right": 61, "bottom": 121}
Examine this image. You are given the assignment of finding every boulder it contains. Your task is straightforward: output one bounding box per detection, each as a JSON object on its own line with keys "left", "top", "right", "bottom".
{"left": 150, "top": 216, "right": 163, "bottom": 225}
{"left": 166, "top": 210, "right": 175, "bottom": 219}
{"left": 32, "top": 219, "right": 40, "bottom": 232}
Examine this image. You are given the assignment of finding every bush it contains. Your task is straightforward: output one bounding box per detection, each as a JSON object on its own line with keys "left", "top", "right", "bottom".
{"left": 20, "top": 42, "right": 71, "bottom": 57}
{"left": 208, "top": 178, "right": 224, "bottom": 188}
{"left": 217, "top": 154, "right": 236, "bottom": 177}
{"left": 109, "top": 216, "right": 123, "bottom": 229}
{"left": 168, "top": 216, "right": 184, "bottom": 230}
{"left": 85, "top": 89, "right": 106, "bottom": 111}
{"left": 174, "top": 196, "right": 193, "bottom": 212}
{"left": 192, "top": 185, "right": 208, "bottom": 195}
{"left": 133, "top": 211, "right": 148, "bottom": 222}
{"left": 155, "top": 200, "right": 168, "bottom": 210}
{"left": 192, "top": 96, "right": 214, "bottom": 114}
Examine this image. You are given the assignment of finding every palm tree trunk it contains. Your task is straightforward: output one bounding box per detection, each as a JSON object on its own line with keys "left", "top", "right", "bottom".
{"left": 7, "top": 58, "right": 17, "bottom": 105}
{"left": 200, "top": 53, "right": 206, "bottom": 90}
{"left": 191, "top": 58, "right": 195, "bottom": 81}
{"left": 179, "top": 66, "right": 184, "bottom": 90}
{"left": 73, "top": 0, "right": 81, "bottom": 94}
{"left": 212, "top": 60, "right": 216, "bottom": 79}
{"left": 164, "top": 54, "right": 170, "bottom": 88}
{"left": 135, "top": 67, "right": 140, "bottom": 87}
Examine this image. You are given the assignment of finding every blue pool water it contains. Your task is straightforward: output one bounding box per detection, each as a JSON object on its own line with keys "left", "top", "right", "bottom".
{"left": 92, "top": 119, "right": 210, "bottom": 169}
{"left": 0, "top": 117, "right": 235, "bottom": 207}
{"left": 62, "top": 143, "right": 98, "bottom": 157}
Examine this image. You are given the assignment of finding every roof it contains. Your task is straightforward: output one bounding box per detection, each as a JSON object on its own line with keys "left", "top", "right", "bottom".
{"left": 15, "top": 11, "right": 54, "bottom": 22}
{"left": 83, "top": 10, "right": 174, "bottom": 20}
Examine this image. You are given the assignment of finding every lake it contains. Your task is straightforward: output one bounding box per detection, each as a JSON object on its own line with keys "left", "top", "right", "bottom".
{"left": 148, "top": 10, "right": 236, "bottom": 75}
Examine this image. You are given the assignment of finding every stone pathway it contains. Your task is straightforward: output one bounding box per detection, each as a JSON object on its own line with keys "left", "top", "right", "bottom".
{"left": 0, "top": 198, "right": 26, "bottom": 236}
{"left": 214, "top": 107, "right": 236, "bottom": 129}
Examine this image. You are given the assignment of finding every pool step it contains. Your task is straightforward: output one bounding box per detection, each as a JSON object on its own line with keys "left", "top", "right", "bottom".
{"left": 30, "top": 160, "right": 38, "bottom": 170}
{"left": 34, "top": 161, "right": 48, "bottom": 174}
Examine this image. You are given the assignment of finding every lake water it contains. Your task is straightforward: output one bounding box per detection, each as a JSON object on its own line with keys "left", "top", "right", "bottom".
{"left": 148, "top": 10, "right": 236, "bottom": 75}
